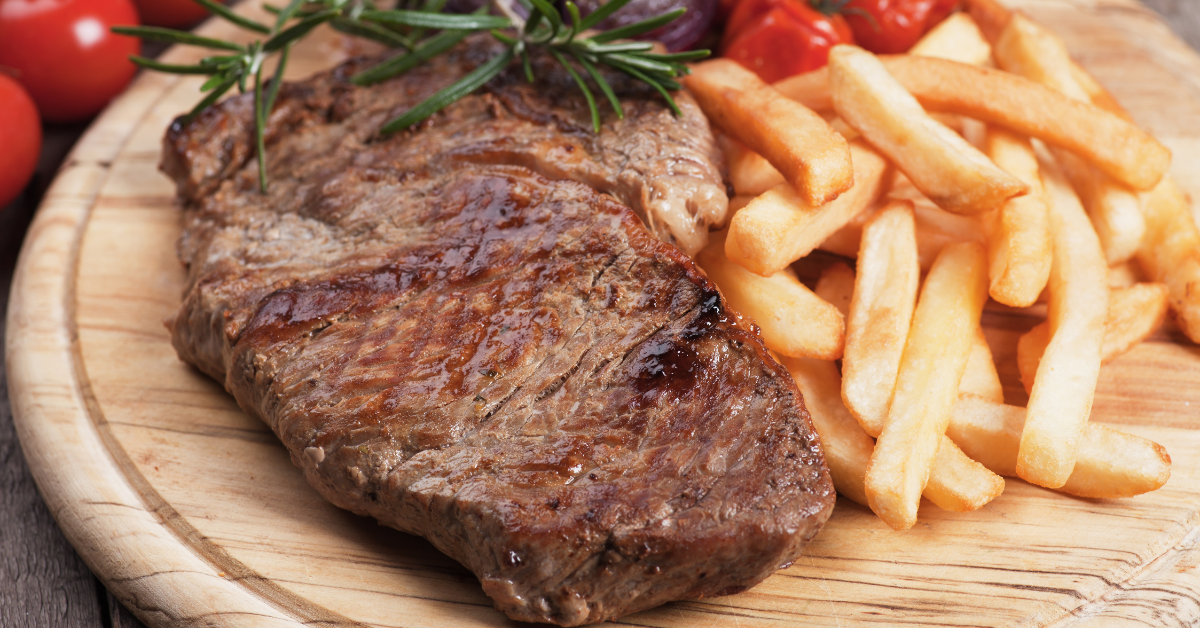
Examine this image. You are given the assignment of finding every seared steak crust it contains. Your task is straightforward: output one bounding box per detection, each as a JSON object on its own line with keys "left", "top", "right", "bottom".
{"left": 164, "top": 42, "right": 834, "bottom": 626}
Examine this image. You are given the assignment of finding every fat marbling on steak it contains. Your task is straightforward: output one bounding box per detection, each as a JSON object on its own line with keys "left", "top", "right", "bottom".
{"left": 162, "top": 40, "right": 835, "bottom": 626}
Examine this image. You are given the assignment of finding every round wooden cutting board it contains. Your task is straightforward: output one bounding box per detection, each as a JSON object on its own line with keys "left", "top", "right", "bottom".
{"left": 9, "top": 1, "right": 1200, "bottom": 626}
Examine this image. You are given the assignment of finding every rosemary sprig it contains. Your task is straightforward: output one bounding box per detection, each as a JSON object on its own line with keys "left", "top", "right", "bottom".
{"left": 113, "top": 0, "right": 707, "bottom": 193}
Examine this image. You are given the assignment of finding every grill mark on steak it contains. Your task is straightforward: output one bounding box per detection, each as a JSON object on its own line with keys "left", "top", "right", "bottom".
{"left": 163, "top": 40, "right": 834, "bottom": 626}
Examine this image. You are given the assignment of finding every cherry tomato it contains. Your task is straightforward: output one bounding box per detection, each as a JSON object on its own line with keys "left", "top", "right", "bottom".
{"left": 0, "top": 0, "right": 140, "bottom": 123}
{"left": 842, "top": 0, "right": 960, "bottom": 54}
{"left": 723, "top": 0, "right": 853, "bottom": 82}
{"left": 132, "top": 0, "right": 215, "bottom": 29}
{"left": 0, "top": 73, "right": 41, "bottom": 209}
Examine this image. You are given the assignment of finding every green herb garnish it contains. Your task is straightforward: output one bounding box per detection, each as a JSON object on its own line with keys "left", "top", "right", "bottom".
{"left": 113, "top": 0, "right": 706, "bottom": 193}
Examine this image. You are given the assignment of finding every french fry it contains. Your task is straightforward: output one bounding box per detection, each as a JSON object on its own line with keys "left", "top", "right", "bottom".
{"left": 947, "top": 395, "right": 1171, "bottom": 498}
{"left": 1017, "top": 158, "right": 1108, "bottom": 489}
{"left": 865, "top": 242, "right": 989, "bottom": 530}
{"left": 890, "top": 176, "right": 989, "bottom": 267}
{"left": 842, "top": 201, "right": 920, "bottom": 437}
{"left": 685, "top": 59, "right": 854, "bottom": 206}
{"left": 909, "top": 12, "right": 992, "bottom": 66}
{"left": 921, "top": 437, "right": 1005, "bottom": 512}
{"left": 1014, "top": 327, "right": 1045, "bottom": 394}
{"left": 1108, "top": 262, "right": 1142, "bottom": 289}
{"left": 1073, "top": 44, "right": 1200, "bottom": 341}
{"left": 817, "top": 192, "right": 985, "bottom": 270}
{"left": 1100, "top": 283, "right": 1169, "bottom": 363}
{"left": 783, "top": 357, "right": 877, "bottom": 507}
{"left": 773, "top": 69, "right": 833, "bottom": 112}
{"left": 960, "top": 328, "right": 1003, "bottom": 403}
{"left": 815, "top": 262, "right": 856, "bottom": 318}
{"left": 1136, "top": 177, "right": 1200, "bottom": 343}
{"left": 775, "top": 56, "right": 1170, "bottom": 192}
{"left": 785, "top": 357, "right": 1004, "bottom": 512}
{"left": 723, "top": 137, "right": 785, "bottom": 197}
{"left": 992, "top": 15, "right": 1147, "bottom": 265}
{"left": 980, "top": 127, "right": 1052, "bottom": 306}
{"left": 880, "top": 57, "right": 1170, "bottom": 192}
{"left": 1018, "top": 282, "right": 1171, "bottom": 391}
{"left": 961, "top": 0, "right": 1011, "bottom": 43}
{"left": 829, "top": 45, "right": 1027, "bottom": 216}
{"left": 993, "top": 15, "right": 1091, "bottom": 101}
{"left": 726, "top": 140, "right": 890, "bottom": 276}
{"left": 696, "top": 232, "right": 845, "bottom": 359}
{"left": 1061, "top": 425, "right": 1172, "bottom": 499}
{"left": 728, "top": 195, "right": 755, "bottom": 213}
{"left": 818, "top": 211, "right": 870, "bottom": 260}
{"left": 1062, "top": 162, "right": 1145, "bottom": 266}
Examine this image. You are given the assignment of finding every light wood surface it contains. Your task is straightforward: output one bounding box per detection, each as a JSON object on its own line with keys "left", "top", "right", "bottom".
{"left": 8, "top": 1, "right": 1200, "bottom": 626}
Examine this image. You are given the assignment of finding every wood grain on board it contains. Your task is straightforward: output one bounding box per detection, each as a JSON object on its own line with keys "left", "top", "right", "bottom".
{"left": 6, "top": 1, "right": 1200, "bottom": 626}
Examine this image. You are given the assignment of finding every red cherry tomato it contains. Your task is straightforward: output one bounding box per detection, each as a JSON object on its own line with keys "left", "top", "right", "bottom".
{"left": 0, "top": 73, "right": 41, "bottom": 209}
{"left": 132, "top": 0, "right": 214, "bottom": 29}
{"left": 0, "top": 0, "right": 140, "bottom": 123}
{"left": 723, "top": 0, "right": 853, "bottom": 82}
{"left": 842, "top": 0, "right": 960, "bottom": 54}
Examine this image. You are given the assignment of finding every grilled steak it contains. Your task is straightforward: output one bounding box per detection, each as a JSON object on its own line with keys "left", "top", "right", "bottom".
{"left": 164, "top": 40, "right": 835, "bottom": 626}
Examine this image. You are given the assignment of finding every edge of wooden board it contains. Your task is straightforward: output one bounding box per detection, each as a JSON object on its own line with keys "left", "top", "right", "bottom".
{"left": 6, "top": 0, "right": 1200, "bottom": 626}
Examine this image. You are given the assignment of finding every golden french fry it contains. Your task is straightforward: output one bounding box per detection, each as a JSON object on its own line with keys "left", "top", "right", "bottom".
{"left": 817, "top": 211, "right": 869, "bottom": 260}
{"left": 1017, "top": 158, "right": 1108, "bottom": 489}
{"left": 842, "top": 201, "right": 919, "bottom": 437}
{"left": 723, "top": 137, "right": 785, "bottom": 197}
{"left": 1102, "top": 283, "right": 1170, "bottom": 361}
{"left": 960, "top": 328, "right": 1003, "bottom": 403}
{"left": 685, "top": 59, "right": 853, "bottom": 206}
{"left": 992, "top": 15, "right": 1147, "bottom": 264}
{"left": 866, "top": 242, "right": 989, "bottom": 530}
{"left": 728, "top": 195, "right": 755, "bottom": 214}
{"left": 1136, "top": 177, "right": 1200, "bottom": 343}
{"left": 910, "top": 12, "right": 992, "bottom": 66}
{"left": 882, "top": 57, "right": 1171, "bottom": 192}
{"left": 785, "top": 357, "right": 1004, "bottom": 513}
{"left": 696, "top": 232, "right": 845, "bottom": 359}
{"left": 782, "top": 357, "right": 876, "bottom": 507}
{"left": 815, "top": 262, "right": 856, "bottom": 318}
{"left": 890, "top": 176, "right": 989, "bottom": 268}
{"left": 825, "top": 115, "right": 862, "bottom": 140}
{"left": 1061, "top": 425, "right": 1173, "bottom": 499}
{"left": 961, "top": 0, "right": 1012, "bottom": 43}
{"left": 773, "top": 70, "right": 832, "bottom": 112}
{"left": 1018, "top": 282, "right": 1171, "bottom": 391}
{"left": 947, "top": 395, "right": 1171, "bottom": 498}
{"left": 1108, "top": 262, "right": 1142, "bottom": 288}
{"left": 921, "top": 437, "right": 1006, "bottom": 513}
{"left": 829, "top": 45, "right": 1027, "bottom": 216}
{"left": 817, "top": 191, "right": 985, "bottom": 270}
{"left": 1013, "top": 307, "right": 1172, "bottom": 393}
{"left": 993, "top": 15, "right": 1091, "bottom": 101}
{"left": 1065, "top": 164, "right": 1146, "bottom": 267}
{"left": 776, "top": 56, "right": 1171, "bottom": 191}
{"left": 980, "top": 127, "right": 1052, "bottom": 307}
{"left": 726, "top": 140, "right": 890, "bottom": 276}
{"left": 1015, "top": 325, "right": 1044, "bottom": 394}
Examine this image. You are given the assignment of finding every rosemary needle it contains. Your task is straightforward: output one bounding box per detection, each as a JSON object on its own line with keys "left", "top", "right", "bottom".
{"left": 114, "top": 0, "right": 707, "bottom": 193}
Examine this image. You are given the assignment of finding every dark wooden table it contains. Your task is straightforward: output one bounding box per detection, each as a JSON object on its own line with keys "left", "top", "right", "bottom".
{"left": 3, "top": 3, "right": 1199, "bottom": 626}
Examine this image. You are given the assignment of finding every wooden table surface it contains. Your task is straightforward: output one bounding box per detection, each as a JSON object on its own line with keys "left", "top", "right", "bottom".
{"left": 2, "top": 2, "right": 1199, "bottom": 626}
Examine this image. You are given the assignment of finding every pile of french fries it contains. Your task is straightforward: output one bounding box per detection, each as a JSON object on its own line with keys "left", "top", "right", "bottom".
{"left": 684, "top": 0, "right": 1181, "bottom": 530}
